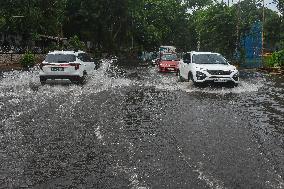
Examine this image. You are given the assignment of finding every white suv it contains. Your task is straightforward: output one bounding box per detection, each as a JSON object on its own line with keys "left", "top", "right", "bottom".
{"left": 39, "top": 50, "right": 96, "bottom": 84}
{"left": 178, "top": 51, "right": 239, "bottom": 87}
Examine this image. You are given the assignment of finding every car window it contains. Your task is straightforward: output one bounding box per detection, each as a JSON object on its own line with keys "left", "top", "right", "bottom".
{"left": 45, "top": 54, "right": 76, "bottom": 63}
{"left": 192, "top": 54, "right": 227, "bottom": 65}
{"left": 161, "top": 54, "right": 178, "bottom": 61}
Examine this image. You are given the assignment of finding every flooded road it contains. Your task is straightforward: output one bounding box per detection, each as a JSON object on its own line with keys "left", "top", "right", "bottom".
{"left": 0, "top": 61, "right": 283, "bottom": 188}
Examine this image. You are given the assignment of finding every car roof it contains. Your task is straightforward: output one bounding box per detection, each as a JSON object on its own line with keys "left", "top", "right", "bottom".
{"left": 161, "top": 53, "right": 176, "bottom": 55}
{"left": 187, "top": 51, "right": 220, "bottom": 55}
{"left": 47, "top": 50, "right": 85, "bottom": 56}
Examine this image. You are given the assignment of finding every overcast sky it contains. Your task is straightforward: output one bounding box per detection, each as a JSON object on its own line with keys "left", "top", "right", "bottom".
{"left": 218, "top": 0, "right": 278, "bottom": 12}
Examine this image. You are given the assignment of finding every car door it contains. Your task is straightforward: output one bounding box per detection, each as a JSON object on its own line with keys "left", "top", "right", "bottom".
{"left": 180, "top": 53, "right": 191, "bottom": 79}
{"left": 84, "top": 53, "right": 96, "bottom": 71}
{"left": 78, "top": 53, "right": 94, "bottom": 73}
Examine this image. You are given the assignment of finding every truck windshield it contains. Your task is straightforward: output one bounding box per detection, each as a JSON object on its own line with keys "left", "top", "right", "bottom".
{"left": 161, "top": 54, "right": 178, "bottom": 61}
{"left": 45, "top": 54, "right": 76, "bottom": 63}
{"left": 192, "top": 54, "right": 227, "bottom": 65}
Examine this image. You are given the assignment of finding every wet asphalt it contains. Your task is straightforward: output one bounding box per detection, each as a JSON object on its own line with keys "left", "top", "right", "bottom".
{"left": 0, "top": 61, "right": 283, "bottom": 188}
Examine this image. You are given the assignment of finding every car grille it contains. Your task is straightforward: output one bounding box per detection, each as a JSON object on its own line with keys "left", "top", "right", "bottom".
{"left": 207, "top": 70, "right": 231, "bottom": 75}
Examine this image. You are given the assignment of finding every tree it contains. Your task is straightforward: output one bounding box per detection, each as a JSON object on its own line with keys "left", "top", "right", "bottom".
{"left": 273, "top": 0, "right": 284, "bottom": 16}
{"left": 194, "top": 3, "right": 238, "bottom": 58}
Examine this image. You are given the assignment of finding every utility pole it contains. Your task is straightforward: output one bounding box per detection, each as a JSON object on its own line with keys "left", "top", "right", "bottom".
{"left": 197, "top": 32, "right": 201, "bottom": 51}
{"left": 262, "top": 0, "right": 265, "bottom": 64}
{"left": 235, "top": 0, "right": 241, "bottom": 58}
{"left": 131, "top": 11, "right": 134, "bottom": 49}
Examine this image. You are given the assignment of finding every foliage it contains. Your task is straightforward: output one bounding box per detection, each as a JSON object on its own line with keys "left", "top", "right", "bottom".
{"left": 0, "top": 0, "right": 283, "bottom": 58}
{"left": 20, "top": 52, "right": 36, "bottom": 68}
{"left": 45, "top": 43, "right": 61, "bottom": 53}
{"left": 267, "top": 49, "right": 284, "bottom": 67}
{"left": 273, "top": 0, "right": 284, "bottom": 16}
{"left": 0, "top": 17, "right": 5, "bottom": 29}
{"left": 67, "top": 35, "right": 86, "bottom": 50}
{"left": 194, "top": 3, "right": 237, "bottom": 59}
{"left": 184, "top": 0, "right": 213, "bottom": 10}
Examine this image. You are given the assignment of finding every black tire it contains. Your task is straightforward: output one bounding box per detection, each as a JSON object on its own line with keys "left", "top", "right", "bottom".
{"left": 188, "top": 72, "right": 199, "bottom": 86}
{"left": 80, "top": 72, "right": 88, "bottom": 84}
{"left": 188, "top": 72, "right": 194, "bottom": 83}
{"left": 71, "top": 79, "right": 79, "bottom": 84}
{"left": 79, "top": 75, "right": 86, "bottom": 84}
{"left": 40, "top": 76, "right": 46, "bottom": 85}
{"left": 231, "top": 82, "right": 238, "bottom": 88}
{"left": 176, "top": 69, "right": 179, "bottom": 76}
{"left": 177, "top": 70, "right": 185, "bottom": 82}
{"left": 71, "top": 75, "right": 85, "bottom": 85}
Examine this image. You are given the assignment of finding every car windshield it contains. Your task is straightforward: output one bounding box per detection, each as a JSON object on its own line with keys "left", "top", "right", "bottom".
{"left": 192, "top": 54, "right": 228, "bottom": 65}
{"left": 161, "top": 54, "right": 178, "bottom": 61}
{"left": 45, "top": 54, "right": 76, "bottom": 63}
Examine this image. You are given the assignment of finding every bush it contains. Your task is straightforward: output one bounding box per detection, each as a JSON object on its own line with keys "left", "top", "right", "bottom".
{"left": 20, "top": 52, "right": 36, "bottom": 68}
{"left": 267, "top": 50, "right": 284, "bottom": 67}
{"left": 67, "top": 35, "right": 86, "bottom": 51}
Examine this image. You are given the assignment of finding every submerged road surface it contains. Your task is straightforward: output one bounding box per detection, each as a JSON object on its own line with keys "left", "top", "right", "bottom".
{"left": 0, "top": 61, "right": 283, "bottom": 188}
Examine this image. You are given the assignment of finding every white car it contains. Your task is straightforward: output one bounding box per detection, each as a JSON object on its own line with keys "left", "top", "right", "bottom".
{"left": 39, "top": 50, "right": 96, "bottom": 84}
{"left": 178, "top": 51, "right": 239, "bottom": 87}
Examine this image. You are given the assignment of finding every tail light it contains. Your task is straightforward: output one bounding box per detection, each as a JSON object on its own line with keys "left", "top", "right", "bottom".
{"left": 39, "top": 63, "right": 44, "bottom": 70}
{"left": 69, "top": 63, "right": 80, "bottom": 70}
{"left": 39, "top": 63, "right": 51, "bottom": 70}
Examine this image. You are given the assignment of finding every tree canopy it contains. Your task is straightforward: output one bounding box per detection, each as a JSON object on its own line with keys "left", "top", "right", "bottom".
{"left": 0, "top": 0, "right": 283, "bottom": 58}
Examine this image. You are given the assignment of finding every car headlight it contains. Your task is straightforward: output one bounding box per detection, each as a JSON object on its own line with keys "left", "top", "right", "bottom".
{"left": 233, "top": 71, "right": 239, "bottom": 80}
{"left": 196, "top": 71, "right": 207, "bottom": 80}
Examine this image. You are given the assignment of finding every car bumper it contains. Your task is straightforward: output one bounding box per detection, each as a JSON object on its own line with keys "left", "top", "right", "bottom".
{"left": 159, "top": 66, "right": 177, "bottom": 72}
{"left": 39, "top": 71, "right": 83, "bottom": 82}
{"left": 195, "top": 76, "right": 239, "bottom": 84}
{"left": 40, "top": 70, "right": 83, "bottom": 77}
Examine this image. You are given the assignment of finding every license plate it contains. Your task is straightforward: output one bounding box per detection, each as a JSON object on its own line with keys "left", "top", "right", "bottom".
{"left": 167, "top": 68, "right": 174, "bottom": 70}
{"left": 214, "top": 79, "right": 227, "bottom": 82}
{"left": 51, "top": 67, "right": 64, "bottom": 71}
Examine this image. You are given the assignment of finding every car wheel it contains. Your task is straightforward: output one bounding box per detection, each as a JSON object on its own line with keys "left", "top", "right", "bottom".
{"left": 230, "top": 82, "right": 238, "bottom": 88}
{"left": 71, "top": 75, "right": 85, "bottom": 85}
{"left": 40, "top": 76, "right": 46, "bottom": 85}
{"left": 79, "top": 72, "right": 87, "bottom": 84}
{"left": 188, "top": 72, "right": 194, "bottom": 83}
{"left": 176, "top": 69, "right": 179, "bottom": 76}
{"left": 177, "top": 71, "right": 185, "bottom": 82}
{"left": 189, "top": 72, "right": 199, "bottom": 86}
{"left": 71, "top": 78, "right": 79, "bottom": 84}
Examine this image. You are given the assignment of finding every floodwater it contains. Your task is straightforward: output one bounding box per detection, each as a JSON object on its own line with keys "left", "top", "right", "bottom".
{"left": 0, "top": 61, "right": 283, "bottom": 188}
